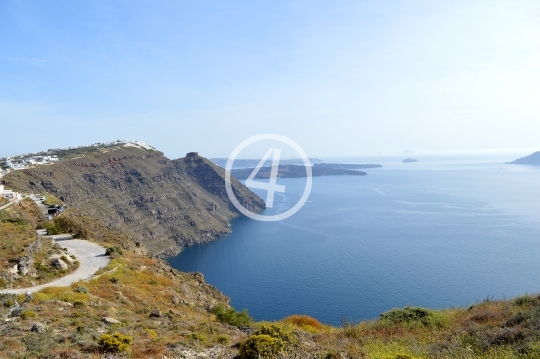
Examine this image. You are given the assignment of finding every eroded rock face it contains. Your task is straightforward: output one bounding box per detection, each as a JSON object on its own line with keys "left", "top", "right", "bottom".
{"left": 18, "top": 256, "right": 34, "bottom": 276}
{"left": 31, "top": 323, "right": 45, "bottom": 333}
{"left": 8, "top": 264, "right": 18, "bottom": 275}
{"left": 101, "top": 317, "right": 121, "bottom": 325}
{"left": 51, "top": 258, "right": 68, "bottom": 270}
{"left": 9, "top": 147, "right": 265, "bottom": 257}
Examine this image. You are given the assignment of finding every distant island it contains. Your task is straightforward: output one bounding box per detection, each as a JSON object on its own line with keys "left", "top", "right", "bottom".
{"left": 314, "top": 163, "right": 382, "bottom": 169}
{"left": 210, "top": 157, "right": 323, "bottom": 168}
{"left": 402, "top": 158, "right": 419, "bottom": 163}
{"left": 231, "top": 164, "right": 366, "bottom": 179}
{"left": 506, "top": 151, "right": 540, "bottom": 165}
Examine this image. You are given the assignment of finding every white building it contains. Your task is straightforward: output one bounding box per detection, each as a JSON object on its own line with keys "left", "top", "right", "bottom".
{"left": 1, "top": 187, "right": 21, "bottom": 201}
{"left": 3, "top": 190, "right": 14, "bottom": 199}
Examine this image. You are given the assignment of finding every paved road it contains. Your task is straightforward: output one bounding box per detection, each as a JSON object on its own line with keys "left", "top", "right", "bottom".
{"left": 0, "top": 197, "right": 26, "bottom": 211}
{"left": 0, "top": 235, "right": 110, "bottom": 295}
{"left": 0, "top": 201, "right": 14, "bottom": 211}
{"left": 0, "top": 194, "right": 36, "bottom": 211}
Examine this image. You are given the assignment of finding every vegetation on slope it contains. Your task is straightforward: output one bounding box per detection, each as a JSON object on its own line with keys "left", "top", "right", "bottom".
{"left": 3, "top": 201, "right": 540, "bottom": 358}
{"left": 2, "top": 148, "right": 540, "bottom": 358}
{"left": 6, "top": 147, "right": 265, "bottom": 257}
{"left": 0, "top": 199, "right": 79, "bottom": 289}
{"left": 0, "top": 237, "right": 245, "bottom": 358}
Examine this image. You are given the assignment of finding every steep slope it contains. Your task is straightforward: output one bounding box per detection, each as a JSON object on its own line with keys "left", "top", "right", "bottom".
{"left": 5, "top": 147, "right": 264, "bottom": 257}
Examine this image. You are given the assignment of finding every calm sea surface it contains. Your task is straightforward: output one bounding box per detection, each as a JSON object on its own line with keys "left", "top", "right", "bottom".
{"left": 168, "top": 155, "right": 540, "bottom": 325}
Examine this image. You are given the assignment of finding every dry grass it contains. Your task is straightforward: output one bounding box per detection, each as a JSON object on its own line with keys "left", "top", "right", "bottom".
{"left": 283, "top": 314, "right": 326, "bottom": 332}
{"left": 2, "top": 196, "right": 540, "bottom": 358}
{"left": 0, "top": 200, "right": 80, "bottom": 289}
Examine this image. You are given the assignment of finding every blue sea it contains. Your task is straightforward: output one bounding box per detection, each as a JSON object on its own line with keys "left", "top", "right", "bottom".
{"left": 167, "top": 155, "right": 540, "bottom": 326}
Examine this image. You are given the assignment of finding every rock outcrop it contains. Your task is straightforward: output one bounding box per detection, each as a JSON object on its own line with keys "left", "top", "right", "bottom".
{"left": 51, "top": 258, "right": 68, "bottom": 270}
{"left": 30, "top": 323, "right": 45, "bottom": 333}
{"left": 9, "top": 147, "right": 265, "bottom": 257}
{"left": 17, "top": 256, "right": 34, "bottom": 276}
{"left": 101, "top": 317, "right": 121, "bottom": 325}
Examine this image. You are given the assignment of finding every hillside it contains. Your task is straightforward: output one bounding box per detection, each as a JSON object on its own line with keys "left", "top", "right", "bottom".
{"left": 0, "top": 199, "right": 82, "bottom": 289}
{"left": 4, "top": 147, "right": 265, "bottom": 257}
{"left": 507, "top": 151, "right": 540, "bottom": 165}
{"left": 2, "top": 150, "right": 540, "bottom": 358}
{"left": 3, "top": 203, "right": 540, "bottom": 359}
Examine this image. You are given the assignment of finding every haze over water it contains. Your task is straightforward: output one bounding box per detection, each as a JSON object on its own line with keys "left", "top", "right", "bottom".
{"left": 168, "top": 155, "right": 540, "bottom": 325}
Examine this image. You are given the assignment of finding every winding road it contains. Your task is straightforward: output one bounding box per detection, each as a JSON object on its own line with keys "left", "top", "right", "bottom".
{"left": 0, "top": 234, "right": 110, "bottom": 295}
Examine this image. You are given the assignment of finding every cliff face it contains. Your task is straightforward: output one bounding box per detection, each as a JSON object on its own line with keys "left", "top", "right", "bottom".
{"left": 6, "top": 147, "right": 265, "bottom": 257}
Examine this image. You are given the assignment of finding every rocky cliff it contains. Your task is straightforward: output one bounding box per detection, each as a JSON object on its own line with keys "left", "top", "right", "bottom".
{"left": 5, "top": 147, "right": 265, "bottom": 257}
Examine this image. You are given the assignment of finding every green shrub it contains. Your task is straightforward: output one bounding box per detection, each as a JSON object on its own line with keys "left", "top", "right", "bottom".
{"left": 0, "top": 278, "right": 6, "bottom": 288}
{"left": 73, "top": 285, "right": 88, "bottom": 293}
{"left": 257, "top": 324, "right": 296, "bottom": 345}
{"left": 105, "top": 246, "right": 124, "bottom": 257}
{"left": 3, "top": 299, "right": 14, "bottom": 307}
{"left": 187, "top": 332, "right": 207, "bottom": 342}
{"left": 239, "top": 334, "right": 282, "bottom": 358}
{"left": 43, "top": 221, "right": 60, "bottom": 235}
{"left": 4, "top": 217, "right": 28, "bottom": 225}
{"left": 217, "top": 334, "right": 230, "bottom": 345}
{"left": 238, "top": 324, "right": 297, "bottom": 359}
{"left": 98, "top": 332, "right": 133, "bottom": 353}
{"left": 20, "top": 310, "right": 37, "bottom": 320}
{"left": 212, "top": 302, "right": 252, "bottom": 326}
{"left": 54, "top": 216, "right": 88, "bottom": 239}
{"left": 513, "top": 295, "right": 536, "bottom": 307}
{"left": 379, "top": 306, "right": 447, "bottom": 328}
{"left": 525, "top": 341, "right": 540, "bottom": 359}
{"left": 42, "top": 196, "right": 60, "bottom": 206}
{"left": 35, "top": 262, "right": 52, "bottom": 273}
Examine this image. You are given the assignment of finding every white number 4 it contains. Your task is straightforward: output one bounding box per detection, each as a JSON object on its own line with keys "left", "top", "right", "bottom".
{"left": 245, "top": 149, "right": 286, "bottom": 208}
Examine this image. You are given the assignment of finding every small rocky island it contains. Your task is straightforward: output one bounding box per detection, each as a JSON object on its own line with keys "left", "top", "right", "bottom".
{"left": 402, "top": 158, "right": 419, "bottom": 163}
{"left": 231, "top": 164, "right": 367, "bottom": 179}
{"left": 506, "top": 151, "right": 540, "bottom": 165}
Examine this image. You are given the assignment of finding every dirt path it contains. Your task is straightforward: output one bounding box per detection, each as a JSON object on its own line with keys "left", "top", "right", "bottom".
{"left": 0, "top": 235, "right": 110, "bottom": 295}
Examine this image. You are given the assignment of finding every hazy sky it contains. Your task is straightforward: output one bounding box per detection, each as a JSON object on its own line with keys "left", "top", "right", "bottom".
{"left": 1, "top": 1, "right": 539, "bottom": 159}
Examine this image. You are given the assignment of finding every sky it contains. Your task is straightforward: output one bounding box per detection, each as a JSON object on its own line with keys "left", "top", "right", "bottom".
{"left": 1, "top": 0, "right": 539, "bottom": 159}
